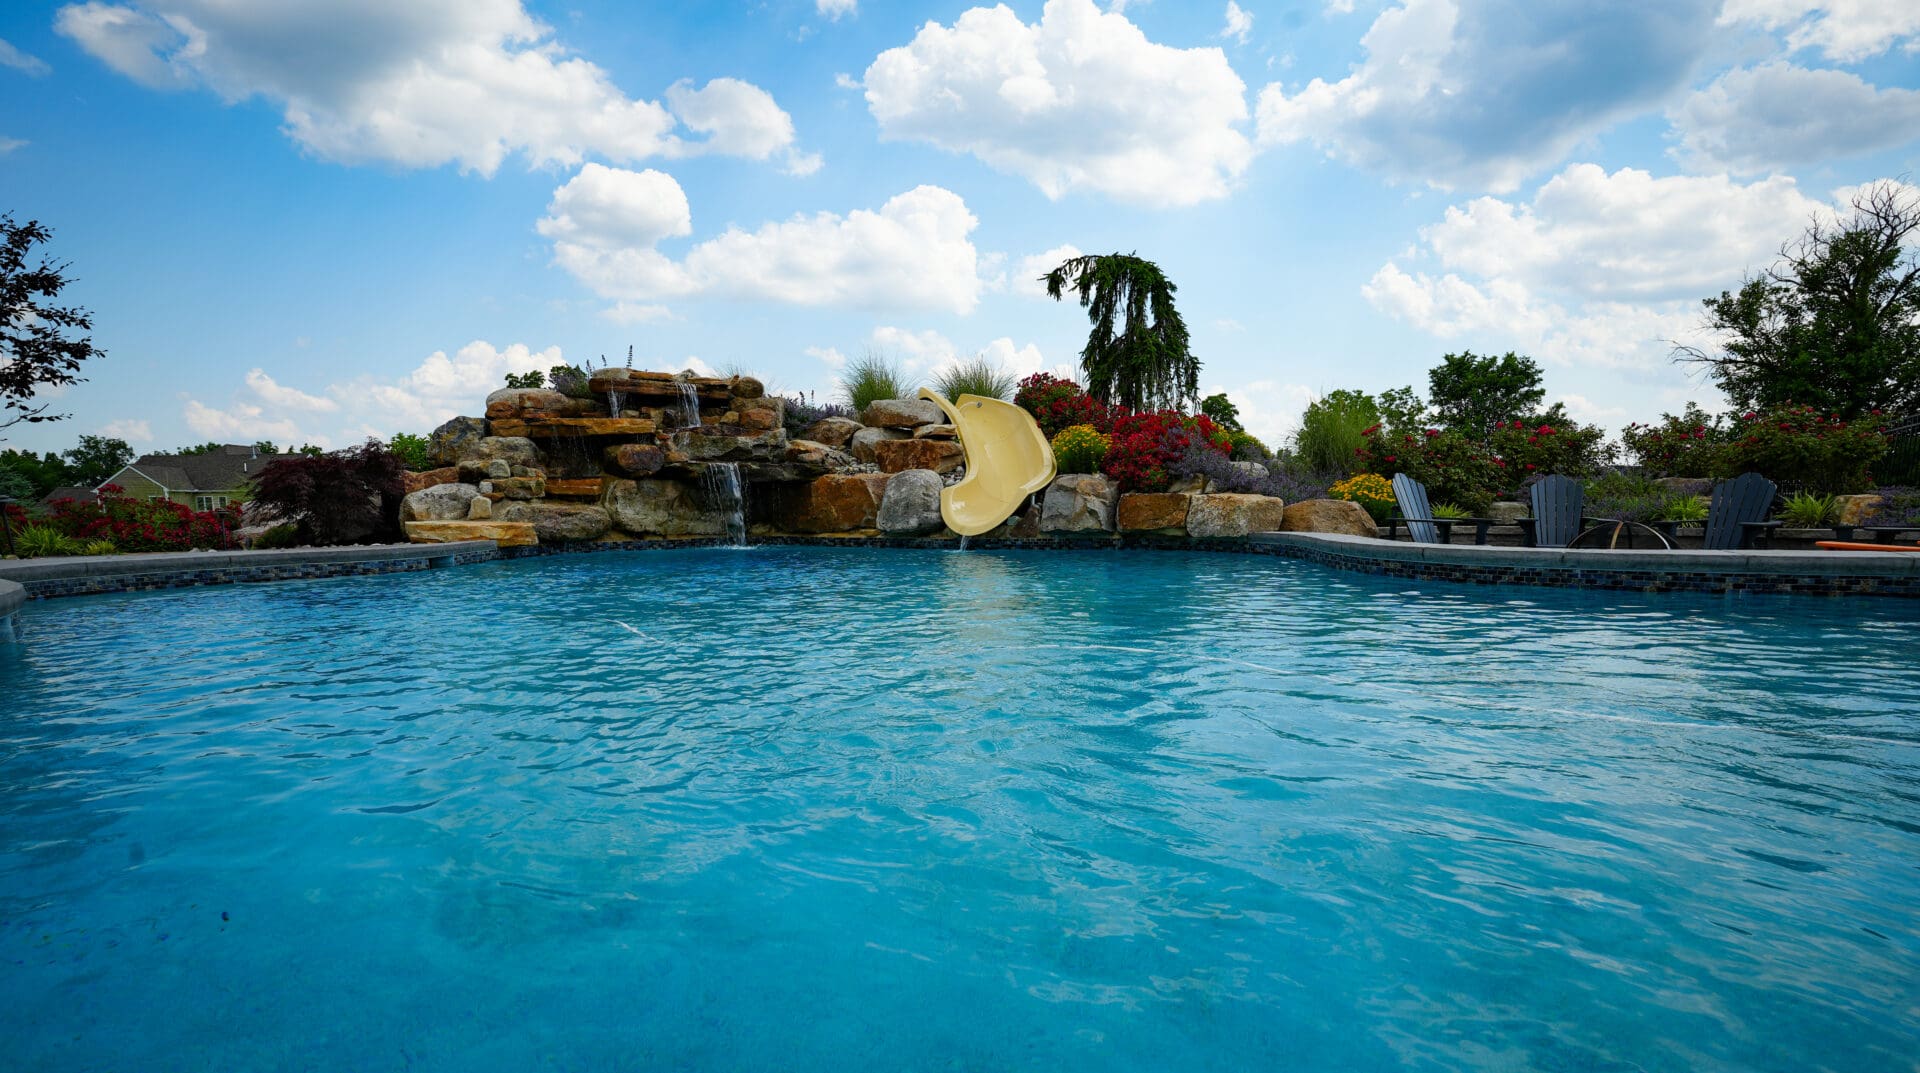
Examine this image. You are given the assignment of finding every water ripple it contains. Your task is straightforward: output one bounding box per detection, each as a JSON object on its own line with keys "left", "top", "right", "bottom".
{"left": 2, "top": 547, "right": 1917, "bottom": 1072}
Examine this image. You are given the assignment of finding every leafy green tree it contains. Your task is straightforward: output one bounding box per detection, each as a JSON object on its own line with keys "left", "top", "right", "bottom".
{"left": 1292, "top": 389, "right": 1379, "bottom": 474}
{"left": 1, "top": 214, "right": 105, "bottom": 434}
{"left": 389, "top": 432, "right": 432, "bottom": 471}
{"left": 503, "top": 370, "right": 544, "bottom": 389}
{"left": 1427, "top": 351, "right": 1545, "bottom": 436}
{"left": 61, "top": 434, "right": 131, "bottom": 486}
{"left": 0, "top": 448, "right": 72, "bottom": 496}
{"left": 1374, "top": 386, "right": 1431, "bottom": 441}
{"left": 173, "top": 441, "right": 224, "bottom": 455}
{"left": 1044, "top": 253, "right": 1197, "bottom": 411}
{"left": 1676, "top": 181, "right": 1920, "bottom": 416}
{"left": 0, "top": 462, "right": 35, "bottom": 500}
{"left": 1200, "top": 392, "right": 1242, "bottom": 432}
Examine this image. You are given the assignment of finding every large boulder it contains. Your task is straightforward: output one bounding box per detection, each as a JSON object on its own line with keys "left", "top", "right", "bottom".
{"left": 1835, "top": 493, "right": 1882, "bottom": 527}
{"left": 1117, "top": 492, "right": 1191, "bottom": 534}
{"left": 861, "top": 398, "right": 942, "bottom": 429}
{"left": 603, "top": 443, "right": 666, "bottom": 478}
{"left": 526, "top": 502, "right": 612, "bottom": 543}
{"left": 402, "top": 466, "right": 460, "bottom": 495}
{"left": 872, "top": 438, "right": 966, "bottom": 475}
{"left": 685, "top": 428, "right": 787, "bottom": 463}
{"left": 402, "top": 521, "right": 536, "bottom": 547}
{"left": 733, "top": 408, "right": 780, "bottom": 432}
{"left": 427, "top": 416, "right": 489, "bottom": 467}
{"left": 401, "top": 481, "right": 483, "bottom": 522}
{"left": 913, "top": 423, "right": 959, "bottom": 440}
{"left": 1041, "top": 474, "right": 1119, "bottom": 533}
{"left": 1166, "top": 475, "right": 1214, "bottom": 494}
{"left": 479, "top": 476, "right": 545, "bottom": 500}
{"left": 484, "top": 388, "right": 595, "bottom": 419}
{"left": 850, "top": 426, "right": 909, "bottom": 463}
{"left": 602, "top": 479, "right": 726, "bottom": 537}
{"left": 1279, "top": 498, "right": 1377, "bottom": 538}
{"left": 801, "top": 416, "right": 863, "bottom": 448}
{"left": 459, "top": 436, "right": 541, "bottom": 469}
{"left": 764, "top": 473, "right": 892, "bottom": 533}
{"left": 786, "top": 439, "right": 860, "bottom": 476}
{"left": 877, "top": 469, "right": 946, "bottom": 535}
{"left": 1188, "top": 494, "right": 1287, "bottom": 538}
{"left": 737, "top": 395, "right": 783, "bottom": 419}
{"left": 730, "top": 375, "right": 766, "bottom": 400}
{"left": 1485, "top": 501, "right": 1530, "bottom": 525}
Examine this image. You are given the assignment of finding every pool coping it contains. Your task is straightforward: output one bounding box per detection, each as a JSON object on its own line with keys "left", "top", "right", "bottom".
{"left": 3, "top": 530, "right": 1918, "bottom": 603}
{"left": 0, "top": 541, "right": 501, "bottom": 600}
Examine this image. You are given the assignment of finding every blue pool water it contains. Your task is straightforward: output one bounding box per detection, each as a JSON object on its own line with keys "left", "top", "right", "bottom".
{"left": 2, "top": 547, "right": 1917, "bottom": 1071}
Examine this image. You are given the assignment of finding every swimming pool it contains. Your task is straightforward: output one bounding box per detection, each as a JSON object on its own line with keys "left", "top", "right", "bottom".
{"left": 2, "top": 547, "right": 1916, "bottom": 1071}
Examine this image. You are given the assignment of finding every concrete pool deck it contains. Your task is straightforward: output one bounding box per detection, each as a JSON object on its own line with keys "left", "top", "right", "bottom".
{"left": 2, "top": 532, "right": 1918, "bottom": 604}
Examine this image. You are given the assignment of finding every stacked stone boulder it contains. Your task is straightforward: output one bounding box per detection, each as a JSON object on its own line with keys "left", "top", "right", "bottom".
{"left": 399, "top": 382, "right": 1305, "bottom": 545}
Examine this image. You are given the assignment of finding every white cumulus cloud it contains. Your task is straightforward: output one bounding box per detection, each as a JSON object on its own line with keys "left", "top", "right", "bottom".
{"left": 54, "top": 0, "right": 807, "bottom": 175}
{"left": 1719, "top": 0, "right": 1920, "bottom": 62}
{"left": 1256, "top": 0, "right": 1718, "bottom": 192}
{"left": 96, "top": 418, "right": 152, "bottom": 443}
{"left": 185, "top": 340, "right": 559, "bottom": 449}
{"left": 863, "top": 0, "right": 1253, "bottom": 205}
{"left": 182, "top": 398, "right": 319, "bottom": 447}
{"left": 542, "top": 167, "right": 986, "bottom": 315}
{"left": 245, "top": 368, "right": 338, "bottom": 412}
{"left": 1668, "top": 63, "right": 1920, "bottom": 174}
{"left": 818, "top": 0, "right": 857, "bottom": 20}
{"left": 1012, "top": 244, "right": 1084, "bottom": 298}
{"left": 1360, "top": 165, "right": 1888, "bottom": 375}
{"left": 1222, "top": 2, "right": 1254, "bottom": 44}
{"left": 0, "top": 37, "right": 51, "bottom": 76}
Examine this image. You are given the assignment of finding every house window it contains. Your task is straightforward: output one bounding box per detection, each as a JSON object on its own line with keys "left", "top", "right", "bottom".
{"left": 195, "top": 495, "right": 228, "bottom": 511}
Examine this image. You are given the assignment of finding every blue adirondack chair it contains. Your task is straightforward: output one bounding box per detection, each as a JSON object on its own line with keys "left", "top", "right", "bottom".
{"left": 1705, "top": 472, "right": 1781, "bottom": 550}
{"left": 1527, "top": 474, "right": 1586, "bottom": 548}
{"left": 1390, "top": 473, "right": 1451, "bottom": 544}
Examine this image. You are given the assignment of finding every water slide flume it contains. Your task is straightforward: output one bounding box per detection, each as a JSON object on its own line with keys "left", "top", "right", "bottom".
{"left": 918, "top": 388, "right": 1057, "bottom": 536}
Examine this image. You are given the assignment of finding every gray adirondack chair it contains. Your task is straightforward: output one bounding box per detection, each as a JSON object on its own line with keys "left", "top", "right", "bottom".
{"left": 1390, "top": 473, "right": 1448, "bottom": 544}
{"left": 1528, "top": 474, "right": 1585, "bottom": 548}
{"left": 1705, "top": 472, "right": 1780, "bottom": 550}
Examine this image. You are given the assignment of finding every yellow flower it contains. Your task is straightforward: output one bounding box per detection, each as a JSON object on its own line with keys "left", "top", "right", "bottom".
{"left": 1051, "top": 424, "right": 1111, "bottom": 474}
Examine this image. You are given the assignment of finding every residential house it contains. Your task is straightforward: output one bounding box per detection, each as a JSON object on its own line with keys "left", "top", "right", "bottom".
{"left": 94, "top": 445, "right": 299, "bottom": 511}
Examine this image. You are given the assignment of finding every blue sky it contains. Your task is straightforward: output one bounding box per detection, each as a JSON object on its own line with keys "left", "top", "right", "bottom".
{"left": 3, "top": 0, "right": 1918, "bottom": 454}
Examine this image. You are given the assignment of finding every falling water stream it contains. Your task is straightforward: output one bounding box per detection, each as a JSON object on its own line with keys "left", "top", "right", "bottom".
{"left": 701, "top": 462, "right": 747, "bottom": 547}
{"left": 674, "top": 382, "right": 700, "bottom": 430}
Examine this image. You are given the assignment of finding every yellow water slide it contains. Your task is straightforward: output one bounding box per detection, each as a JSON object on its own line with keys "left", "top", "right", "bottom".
{"left": 918, "top": 388, "right": 1057, "bottom": 536}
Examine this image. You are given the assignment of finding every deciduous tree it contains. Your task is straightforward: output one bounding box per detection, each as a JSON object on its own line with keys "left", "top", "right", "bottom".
{"left": 1676, "top": 181, "right": 1920, "bottom": 417}
{"left": 1, "top": 214, "right": 104, "bottom": 433}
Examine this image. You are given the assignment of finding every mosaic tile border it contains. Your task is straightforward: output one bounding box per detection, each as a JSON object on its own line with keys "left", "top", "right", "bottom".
{"left": 5, "top": 529, "right": 1916, "bottom": 603}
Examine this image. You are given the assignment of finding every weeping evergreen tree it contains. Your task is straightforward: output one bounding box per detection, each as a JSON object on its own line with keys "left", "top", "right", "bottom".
{"left": 1043, "top": 253, "right": 1197, "bottom": 411}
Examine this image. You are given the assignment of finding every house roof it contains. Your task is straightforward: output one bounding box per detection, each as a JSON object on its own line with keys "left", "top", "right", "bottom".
{"left": 42, "top": 485, "right": 96, "bottom": 504}
{"left": 108, "top": 445, "right": 303, "bottom": 494}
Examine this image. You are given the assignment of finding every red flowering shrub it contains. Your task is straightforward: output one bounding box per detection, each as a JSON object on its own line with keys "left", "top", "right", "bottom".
{"left": 1014, "top": 373, "right": 1120, "bottom": 438}
{"left": 1355, "top": 427, "right": 1502, "bottom": 512}
{"left": 1724, "top": 405, "right": 1887, "bottom": 493}
{"left": 1100, "top": 410, "right": 1230, "bottom": 492}
{"left": 1356, "top": 417, "right": 1608, "bottom": 511}
{"left": 1620, "top": 404, "right": 1731, "bottom": 477}
{"left": 42, "top": 484, "right": 239, "bottom": 551}
{"left": 1485, "top": 418, "right": 1610, "bottom": 481}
